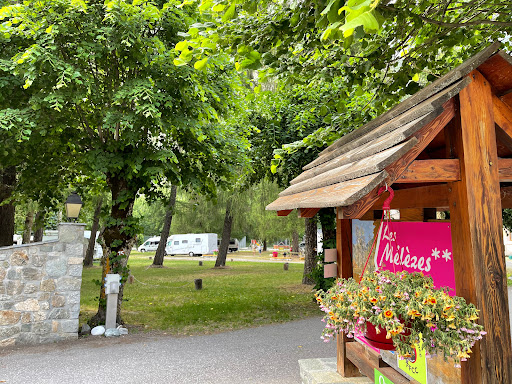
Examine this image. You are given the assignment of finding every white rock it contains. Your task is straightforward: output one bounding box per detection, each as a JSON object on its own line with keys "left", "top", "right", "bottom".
{"left": 105, "top": 328, "right": 120, "bottom": 337}
{"left": 91, "top": 325, "right": 105, "bottom": 336}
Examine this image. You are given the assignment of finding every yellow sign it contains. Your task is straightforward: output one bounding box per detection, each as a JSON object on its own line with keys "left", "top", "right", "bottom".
{"left": 398, "top": 338, "right": 427, "bottom": 384}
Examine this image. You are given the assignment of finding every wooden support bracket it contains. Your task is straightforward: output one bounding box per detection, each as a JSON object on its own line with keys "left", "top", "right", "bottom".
{"left": 298, "top": 208, "right": 320, "bottom": 218}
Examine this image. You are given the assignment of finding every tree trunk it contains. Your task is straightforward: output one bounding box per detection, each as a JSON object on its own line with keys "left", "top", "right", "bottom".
{"left": 292, "top": 229, "right": 299, "bottom": 253}
{"left": 0, "top": 167, "right": 15, "bottom": 247}
{"left": 33, "top": 211, "right": 44, "bottom": 242}
{"left": 153, "top": 185, "right": 177, "bottom": 267}
{"left": 318, "top": 208, "right": 336, "bottom": 250}
{"left": 83, "top": 197, "right": 103, "bottom": 267}
{"left": 215, "top": 199, "right": 233, "bottom": 267}
{"left": 90, "top": 174, "right": 137, "bottom": 327}
{"left": 302, "top": 217, "right": 317, "bottom": 285}
{"left": 22, "top": 210, "right": 34, "bottom": 244}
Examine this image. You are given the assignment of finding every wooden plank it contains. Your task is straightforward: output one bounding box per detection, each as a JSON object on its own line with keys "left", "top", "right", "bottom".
{"left": 336, "top": 214, "right": 360, "bottom": 377}
{"left": 340, "top": 99, "right": 456, "bottom": 219}
{"left": 501, "top": 91, "right": 512, "bottom": 110}
{"left": 266, "top": 172, "right": 387, "bottom": 211}
{"left": 277, "top": 210, "right": 293, "bottom": 217}
{"left": 308, "top": 78, "right": 470, "bottom": 170}
{"left": 298, "top": 208, "right": 320, "bottom": 218}
{"left": 359, "top": 184, "right": 512, "bottom": 211}
{"left": 345, "top": 343, "right": 414, "bottom": 383}
{"left": 281, "top": 140, "right": 417, "bottom": 197}
{"left": 375, "top": 367, "right": 416, "bottom": 384}
{"left": 493, "top": 94, "right": 512, "bottom": 153}
{"left": 317, "top": 42, "right": 499, "bottom": 159}
{"left": 399, "top": 208, "right": 424, "bottom": 221}
{"left": 477, "top": 50, "right": 512, "bottom": 94}
{"left": 502, "top": 186, "right": 512, "bottom": 208}
{"left": 292, "top": 113, "right": 434, "bottom": 186}
{"left": 455, "top": 69, "right": 512, "bottom": 383}
{"left": 369, "top": 184, "right": 449, "bottom": 210}
{"left": 345, "top": 342, "right": 377, "bottom": 380}
{"left": 499, "top": 158, "right": 512, "bottom": 182}
{"left": 394, "top": 159, "right": 460, "bottom": 183}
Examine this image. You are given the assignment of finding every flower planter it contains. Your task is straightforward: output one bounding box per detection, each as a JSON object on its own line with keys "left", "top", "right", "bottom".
{"left": 316, "top": 270, "right": 486, "bottom": 365}
{"left": 364, "top": 321, "right": 411, "bottom": 351}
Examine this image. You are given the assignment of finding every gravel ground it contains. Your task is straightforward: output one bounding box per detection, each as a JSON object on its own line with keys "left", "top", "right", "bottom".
{"left": 0, "top": 317, "right": 335, "bottom": 384}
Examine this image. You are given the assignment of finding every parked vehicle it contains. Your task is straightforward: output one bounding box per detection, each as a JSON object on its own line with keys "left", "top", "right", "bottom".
{"left": 166, "top": 233, "right": 217, "bottom": 256}
{"left": 138, "top": 237, "right": 160, "bottom": 252}
{"left": 228, "top": 238, "right": 239, "bottom": 252}
{"left": 217, "top": 238, "right": 239, "bottom": 252}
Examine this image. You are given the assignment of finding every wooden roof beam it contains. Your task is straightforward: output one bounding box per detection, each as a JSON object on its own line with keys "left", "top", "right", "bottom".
{"left": 394, "top": 159, "right": 460, "bottom": 183}
{"left": 358, "top": 183, "right": 512, "bottom": 213}
{"left": 277, "top": 210, "right": 293, "bottom": 217}
{"left": 493, "top": 94, "right": 512, "bottom": 153}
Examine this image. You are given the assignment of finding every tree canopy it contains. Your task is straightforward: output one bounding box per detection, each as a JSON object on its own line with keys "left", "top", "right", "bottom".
{"left": 0, "top": 0, "right": 250, "bottom": 321}
{"left": 176, "top": 0, "right": 512, "bottom": 160}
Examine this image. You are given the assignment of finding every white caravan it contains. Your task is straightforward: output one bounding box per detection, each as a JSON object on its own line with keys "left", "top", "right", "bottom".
{"left": 165, "top": 233, "right": 218, "bottom": 257}
{"left": 138, "top": 236, "right": 161, "bottom": 252}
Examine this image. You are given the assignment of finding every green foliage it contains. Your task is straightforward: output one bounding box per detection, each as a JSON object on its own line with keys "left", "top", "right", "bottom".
{"left": 177, "top": 0, "right": 512, "bottom": 169}
{"left": 503, "top": 209, "right": 512, "bottom": 233}
{"left": 308, "top": 252, "right": 336, "bottom": 291}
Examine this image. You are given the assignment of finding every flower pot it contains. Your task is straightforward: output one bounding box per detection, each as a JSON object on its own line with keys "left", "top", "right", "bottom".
{"left": 364, "top": 321, "right": 411, "bottom": 351}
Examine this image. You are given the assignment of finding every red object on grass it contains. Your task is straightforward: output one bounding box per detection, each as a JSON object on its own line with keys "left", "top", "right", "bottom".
{"left": 272, "top": 251, "right": 278, "bottom": 257}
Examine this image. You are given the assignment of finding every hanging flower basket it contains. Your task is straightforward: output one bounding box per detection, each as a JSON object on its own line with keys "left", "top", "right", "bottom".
{"left": 315, "top": 270, "right": 486, "bottom": 366}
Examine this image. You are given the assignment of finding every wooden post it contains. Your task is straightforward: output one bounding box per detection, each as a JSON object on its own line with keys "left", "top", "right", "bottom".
{"left": 449, "top": 70, "right": 512, "bottom": 383}
{"left": 335, "top": 211, "right": 360, "bottom": 377}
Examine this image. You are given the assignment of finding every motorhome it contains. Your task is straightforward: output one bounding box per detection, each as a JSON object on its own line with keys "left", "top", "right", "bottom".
{"left": 166, "top": 233, "right": 217, "bottom": 257}
{"left": 138, "top": 236, "right": 160, "bottom": 252}
{"left": 216, "top": 238, "right": 239, "bottom": 252}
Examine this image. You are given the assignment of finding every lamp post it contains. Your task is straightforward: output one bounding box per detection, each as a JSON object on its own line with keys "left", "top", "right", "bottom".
{"left": 65, "top": 192, "right": 83, "bottom": 222}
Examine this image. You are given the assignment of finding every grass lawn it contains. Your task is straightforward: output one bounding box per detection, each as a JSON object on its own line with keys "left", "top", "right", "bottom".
{"left": 80, "top": 254, "right": 319, "bottom": 335}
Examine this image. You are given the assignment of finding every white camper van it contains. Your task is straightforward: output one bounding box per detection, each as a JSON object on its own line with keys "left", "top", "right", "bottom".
{"left": 138, "top": 236, "right": 160, "bottom": 252}
{"left": 165, "top": 233, "right": 217, "bottom": 257}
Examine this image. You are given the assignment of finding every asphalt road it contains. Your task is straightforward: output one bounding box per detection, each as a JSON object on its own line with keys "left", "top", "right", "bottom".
{"left": 0, "top": 317, "right": 335, "bottom": 384}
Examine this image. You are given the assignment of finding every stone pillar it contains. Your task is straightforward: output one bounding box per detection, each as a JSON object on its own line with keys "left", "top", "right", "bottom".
{"left": 0, "top": 222, "right": 85, "bottom": 347}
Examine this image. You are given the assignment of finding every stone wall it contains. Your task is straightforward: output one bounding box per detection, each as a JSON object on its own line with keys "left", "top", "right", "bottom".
{"left": 0, "top": 223, "right": 85, "bottom": 347}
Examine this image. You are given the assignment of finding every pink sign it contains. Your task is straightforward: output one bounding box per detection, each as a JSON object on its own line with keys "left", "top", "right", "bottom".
{"left": 374, "top": 221, "right": 456, "bottom": 295}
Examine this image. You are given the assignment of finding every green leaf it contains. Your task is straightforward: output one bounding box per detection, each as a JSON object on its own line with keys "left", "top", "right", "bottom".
{"left": 212, "top": 3, "right": 226, "bottom": 12}
{"left": 194, "top": 57, "right": 208, "bottom": 70}
{"left": 175, "top": 41, "right": 188, "bottom": 51}
{"left": 222, "top": 3, "right": 236, "bottom": 22}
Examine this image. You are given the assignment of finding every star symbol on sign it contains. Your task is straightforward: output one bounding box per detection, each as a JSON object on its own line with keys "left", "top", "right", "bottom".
{"left": 431, "top": 248, "right": 440, "bottom": 260}
{"left": 442, "top": 250, "right": 452, "bottom": 262}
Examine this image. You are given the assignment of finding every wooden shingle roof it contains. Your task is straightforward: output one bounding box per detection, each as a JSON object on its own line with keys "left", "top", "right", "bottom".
{"left": 267, "top": 42, "right": 512, "bottom": 214}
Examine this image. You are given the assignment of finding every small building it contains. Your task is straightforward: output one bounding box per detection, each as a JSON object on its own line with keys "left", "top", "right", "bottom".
{"left": 268, "top": 42, "right": 512, "bottom": 383}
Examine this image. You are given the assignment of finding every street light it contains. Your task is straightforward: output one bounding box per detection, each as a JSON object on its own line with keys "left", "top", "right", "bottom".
{"left": 65, "top": 192, "right": 83, "bottom": 222}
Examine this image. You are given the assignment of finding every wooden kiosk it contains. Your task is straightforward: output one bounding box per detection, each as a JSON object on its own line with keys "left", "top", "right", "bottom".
{"left": 267, "top": 42, "right": 512, "bottom": 383}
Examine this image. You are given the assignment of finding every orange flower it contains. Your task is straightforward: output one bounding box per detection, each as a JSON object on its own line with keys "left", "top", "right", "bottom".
{"left": 384, "top": 309, "right": 394, "bottom": 318}
{"left": 369, "top": 297, "right": 378, "bottom": 304}
{"left": 428, "top": 296, "right": 437, "bottom": 305}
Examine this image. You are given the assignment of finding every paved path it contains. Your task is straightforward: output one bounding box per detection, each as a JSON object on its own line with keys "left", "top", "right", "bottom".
{"left": 0, "top": 317, "right": 335, "bottom": 384}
